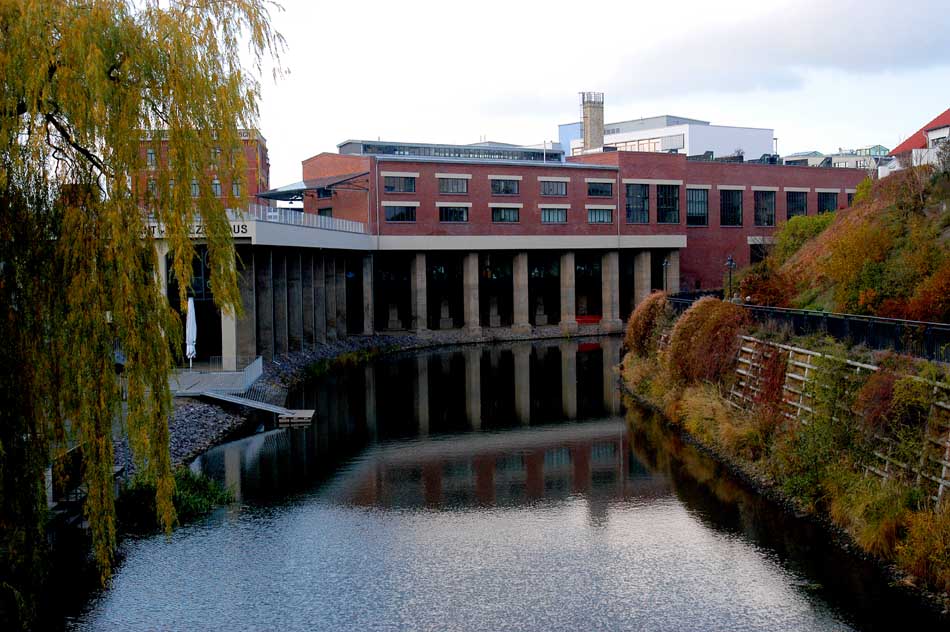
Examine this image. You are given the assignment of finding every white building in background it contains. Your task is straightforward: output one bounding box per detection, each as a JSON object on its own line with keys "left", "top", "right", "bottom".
{"left": 559, "top": 113, "right": 775, "bottom": 160}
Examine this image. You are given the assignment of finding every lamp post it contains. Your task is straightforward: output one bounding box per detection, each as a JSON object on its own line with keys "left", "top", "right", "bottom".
{"left": 725, "top": 255, "right": 737, "bottom": 299}
{"left": 662, "top": 257, "right": 670, "bottom": 294}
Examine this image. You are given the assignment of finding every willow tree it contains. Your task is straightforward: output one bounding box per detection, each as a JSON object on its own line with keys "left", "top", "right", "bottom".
{"left": 0, "top": 0, "right": 281, "bottom": 625}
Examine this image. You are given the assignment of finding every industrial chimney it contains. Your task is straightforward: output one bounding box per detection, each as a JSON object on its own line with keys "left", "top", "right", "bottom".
{"left": 581, "top": 92, "right": 605, "bottom": 152}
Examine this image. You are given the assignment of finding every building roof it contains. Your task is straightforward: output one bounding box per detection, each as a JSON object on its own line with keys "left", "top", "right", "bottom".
{"left": 890, "top": 108, "right": 950, "bottom": 155}
{"left": 258, "top": 172, "right": 368, "bottom": 201}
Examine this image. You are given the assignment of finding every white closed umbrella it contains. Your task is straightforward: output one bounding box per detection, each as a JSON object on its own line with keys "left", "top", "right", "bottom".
{"left": 185, "top": 297, "right": 197, "bottom": 370}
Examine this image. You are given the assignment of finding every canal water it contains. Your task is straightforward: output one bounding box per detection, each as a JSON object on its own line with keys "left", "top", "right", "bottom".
{"left": 68, "top": 338, "right": 945, "bottom": 631}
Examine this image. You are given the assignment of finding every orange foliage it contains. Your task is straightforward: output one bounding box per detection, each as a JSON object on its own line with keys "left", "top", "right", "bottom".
{"left": 904, "top": 259, "right": 950, "bottom": 323}
{"left": 624, "top": 291, "right": 671, "bottom": 356}
{"left": 667, "top": 297, "right": 751, "bottom": 386}
{"left": 738, "top": 267, "right": 794, "bottom": 307}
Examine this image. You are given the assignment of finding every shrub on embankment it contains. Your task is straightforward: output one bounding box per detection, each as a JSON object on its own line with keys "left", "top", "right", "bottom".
{"left": 623, "top": 291, "right": 672, "bottom": 356}
{"left": 116, "top": 468, "right": 232, "bottom": 533}
{"left": 620, "top": 300, "right": 950, "bottom": 598}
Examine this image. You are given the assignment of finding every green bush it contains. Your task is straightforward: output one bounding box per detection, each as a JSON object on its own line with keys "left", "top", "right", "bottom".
{"left": 116, "top": 468, "right": 232, "bottom": 533}
{"left": 773, "top": 212, "right": 836, "bottom": 266}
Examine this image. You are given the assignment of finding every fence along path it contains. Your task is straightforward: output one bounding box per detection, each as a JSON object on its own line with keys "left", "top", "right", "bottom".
{"left": 728, "top": 335, "right": 950, "bottom": 508}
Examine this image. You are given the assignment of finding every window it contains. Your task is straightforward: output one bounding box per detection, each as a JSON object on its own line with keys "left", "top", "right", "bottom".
{"left": 817, "top": 192, "right": 838, "bottom": 213}
{"left": 540, "top": 180, "right": 567, "bottom": 196}
{"left": 318, "top": 208, "right": 332, "bottom": 217}
{"left": 490, "top": 179, "right": 519, "bottom": 195}
{"left": 384, "top": 176, "right": 416, "bottom": 193}
{"left": 384, "top": 205, "right": 416, "bottom": 222}
{"left": 786, "top": 191, "right": 807, "bottom": 218}
{"left": 232, "top": 181, "right": 241, "bottom": 198}
{"left": 146, "top": 148, "right": 156, "bottom": 168}
{"left": 720, "top": 189, "right": 743, "bottom": 226}
{"left": 847, "top": 192, "right": 854, "bottom": 206}
{"left": 146, "top": 179, "right": 157, "bottom": 197}
{"left": 190, "top": 180, "right": 200, "bottom": 198}
{"left": 492, "top": 207, "right": 519, "bottom": 222}
{"left": 587, "top": 181, "right": 613, "bottom": 197}
{"left": 211, "top": 179, "right": 222, "bottom": 198}
{"left": 587, "top": 208, "right": 612, "bottom": 224}
{"left": 657, "top": 185, "right": 680, "bottom": 223}
{"left": 686, "top": 189, "right": 708, "bottom": 226}
{"left": 438, "top": 178, "right": 468, "bottom": 194}
{"left": 439, "top": 206, "right": 469, "bottom": 222}
{"left": 316, "top": 187, "right": 332, "bottom": 199}
{"left": 625, "top": 183, "right": 649, "bottom": 223}
{"left": 754, "top": 191, "right": 776, "bottom": 226}
{"left": 540, "top": 207, "right": 567, "bottom": 223}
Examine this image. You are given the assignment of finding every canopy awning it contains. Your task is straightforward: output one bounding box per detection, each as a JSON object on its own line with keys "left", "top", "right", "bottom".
{"left": 257, "top": 171, "right": 369, "bottom": 202}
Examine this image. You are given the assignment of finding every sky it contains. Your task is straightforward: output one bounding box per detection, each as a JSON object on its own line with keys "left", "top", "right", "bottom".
{"left": 254, "top": 0, "right": 950, "bottom": 187}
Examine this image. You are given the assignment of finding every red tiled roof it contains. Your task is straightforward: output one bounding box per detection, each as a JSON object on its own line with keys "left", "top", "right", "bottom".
{"left": 890, "top": 108, "right": 950, "bottom": 155}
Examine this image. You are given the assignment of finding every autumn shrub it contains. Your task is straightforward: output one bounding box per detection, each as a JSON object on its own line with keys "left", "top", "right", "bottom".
{"left": 737, "top": 264, "right": 794, "bottom": 307}
{"left": 904, "top": 259, "right": 950, "bottom": 323}
{"left": 898, "top": 504, "right": 950, "bottom": 594}
{"left": 853, "top": 369, "right": 898, "bottom": 433}
{"left": 836, "top": 476, "right": 915, "bottom": 557}
{"left": 667, "top": 297, "right": 750, "bottom": 386}
{"left": 624, "top": 291, "right": 671, "bottom": 356}
{"left": 751, "top": 346, "right": 788, "bottom": 444}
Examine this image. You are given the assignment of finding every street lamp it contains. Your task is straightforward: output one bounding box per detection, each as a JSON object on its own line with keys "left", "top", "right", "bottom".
{"left": 725, "top": 255, "right": 737, "bottom": 299}
{"left": 662, "top": 257, "right": 670, "bottom": 294}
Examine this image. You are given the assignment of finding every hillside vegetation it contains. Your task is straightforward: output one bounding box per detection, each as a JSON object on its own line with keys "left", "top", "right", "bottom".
{"left": 739, "top": 158, "right": 950, "bottom": 322}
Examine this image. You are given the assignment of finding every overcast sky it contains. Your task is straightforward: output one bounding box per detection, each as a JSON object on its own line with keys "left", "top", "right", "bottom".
{"left": 255, "top": 0, "right": 950, "bottom": 187}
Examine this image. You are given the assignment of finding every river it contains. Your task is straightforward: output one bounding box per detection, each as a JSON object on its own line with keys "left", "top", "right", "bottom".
{"left": 67, "top": 338, "right": 945, "bottom": 631}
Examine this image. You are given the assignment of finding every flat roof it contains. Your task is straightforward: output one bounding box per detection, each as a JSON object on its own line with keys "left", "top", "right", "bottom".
{"left": 375, "top": 155, "right": 616, "bottom": 169}
{"left": 338, "top": 139, "right": 562, "bottom": 153}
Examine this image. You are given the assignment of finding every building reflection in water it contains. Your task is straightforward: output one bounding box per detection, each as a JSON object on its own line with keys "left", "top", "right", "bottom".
{"left": 195, "top": 337, "right": 628, "bottom": 505}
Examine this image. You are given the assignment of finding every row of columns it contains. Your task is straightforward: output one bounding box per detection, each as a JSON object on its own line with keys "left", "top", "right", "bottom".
{"left": 407, "top": 250, "right": 678, "bottom": 335}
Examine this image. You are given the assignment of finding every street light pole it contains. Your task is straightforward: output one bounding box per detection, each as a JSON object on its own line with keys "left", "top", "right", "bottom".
{"left": 725, "top": 255, "right": 737, "bottom": 299}
{"left": 662, "top": 257, "right": 670, "bottom": 294}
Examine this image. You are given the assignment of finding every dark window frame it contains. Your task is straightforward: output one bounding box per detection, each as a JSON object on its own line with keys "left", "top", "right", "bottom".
{"left": 753, "top": 190, "right": 776, "bottom": 227}
{"left": 491, "top": 206, "right": 520, "bottom": 223}
{"left": 384, "top": 205, "right": 416, "bottom": 222}
{"left": 817, "top": 191, "right": 838, "bottom": 212}
{"left": 686, "top": 188, "right": 708, "bottom": 226}
{"left": 720, "top": 189, "right": 743, "bottom": 226}
{"left": 540, "top": 207, "right": 567, "bottom": 224}
{"left": 383, "top": 176, "right": 416, "bottom": 194}
{"left": 490, "top": 179, "right": 520, "bottom": 195}
{"left": 587, "top": 181, "right": 613, "bottom": 198}
{"left": 438, "top": 178, "right": 469, "bottom": 195}
{"left": 625, "top": 183, "right": 649, "bottom": 224}
{"left": 587, "top": 207, "right": 613, "bottom": 224}
{"left": 786, "top": 191, "right": 807, "bottom": 219}
{"left": 657, "top": 184, "right": 680, "bottom": 224}
{"left": 540, "top": 180, "right": 567, "bottom": 196}
{"left": 438, "top": 206, "right": 469, "bottom": 223}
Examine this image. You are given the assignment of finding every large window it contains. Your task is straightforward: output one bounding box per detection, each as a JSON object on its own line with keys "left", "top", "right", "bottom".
{"left": 587, "top": 181, "right": 613, "bottom": 197}
{"left": 439, "top": 178, "right": 468, "bottom": 194}
{"left": 439, "top": 206, "right": 469, "bottom": 222}
{"left": 384, "top": 176, "right": 416, "bottom": 193}
{"left": 492, "top": 207, "right": 519, "bottom": 222}
{"left": 190, "top": 179, "right": 200, "bottom": 198}
{"left": 211, "top": 179, "right": 222, "bottom": 198}
{"left": 786, "top": 191, "right": 807, "bottom": 218}
{"left": 754, "top": 190, "right": 776, "bottom": 226}
{"left": 146, "top": 148, "right": 156, "bottom": 168}
{"left": 384, "top": 205, "right": 416, "bottom": 222}
{"left": 657, "top": 185, "right": 680, "bottom": 223}
{"left": 720, "top": 189, "right": 743, "bottom": 226}
{"left": 686, "top": 189, "right": 708, "bottom": 226}
{"left": 540, "top": 207, "right": 567, "bottom": 224}
{"left": 625, "top": 183, "right": 649, "bottom": 223}
{"left": 318, "top": 208, "right": 332, "bottom": 217}
{"left": 540, "top": 180, "right": 567, "bottom": 196}
{"left": 818, "top": 192, "right": 838, "bottom": 212}
{"left": 232, "top": 181, "right": 241, "bottom": 198}
{"left": 490, "top": 179, "right": 520, "bottom": 195}
{"left": 587, "top": 208, "right": 613, "bottom": 224}
{"left": 316, "top": 187, "right": 332, "bottom": 199}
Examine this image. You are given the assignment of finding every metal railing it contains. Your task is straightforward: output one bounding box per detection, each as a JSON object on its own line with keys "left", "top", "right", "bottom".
{"left": 238, "top": 204, "right": 367, "bottom": 234}
{"left": 668, "top": 296, "right": 950, "bottom": 362}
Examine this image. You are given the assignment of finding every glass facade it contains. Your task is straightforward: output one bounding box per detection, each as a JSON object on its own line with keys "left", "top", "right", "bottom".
{"left": 686, "top": 189, "right": 708, "bottom": 226}
{"left": 439, "top": 206, "right": 469, "bottom": 222}
{"left": 384, "top": 176, "right": 416, "bottom": 193}
{"left": 720, "top": 189, "right": 743, "bottom": 226}
{"left": 384, "top": 205, "right": 416, "bottom": 222}
{"left": 754, "top": 191, "right": 776, "bottom": 226}
{"left": 540, "top": 180, "right": 567, "bottom": 196}
{"left": 625, "top": 184, "right": 649, "bottom": 223}
{"left": 491, "top": 179, "right": 520, "bottom": 195}
{"left": 438, "top": 178, "right": 468, "bottom": 194}
{"left": 540, "top": 207, "right": 567, "bottom": 224}
{"left": 492, "top": 207, "right": 519, "bottom": 223}
{"left": 657, "top": 185, "right": 679, "bottom": 224}
{"left": 786, "top": 191, "right": 807, "bottom": 218}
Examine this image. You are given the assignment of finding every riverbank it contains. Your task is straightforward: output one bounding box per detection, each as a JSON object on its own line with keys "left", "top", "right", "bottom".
{"left": 620, "top": 292, "right": 950, "bottom": 614}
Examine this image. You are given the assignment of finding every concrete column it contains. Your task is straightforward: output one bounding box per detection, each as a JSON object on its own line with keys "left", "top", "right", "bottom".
{"left": 302, "top": 252, "right": 315, "bottom": 348}
{"left": 222, "top": 245, "right": 257, "bottom": 370}
{"left": 666, "top": 249, "right": 681, "bottom": 295}
{"left": 324, "top": 255, "right": 337, "bottom": 341}
{"left": 254, "top": 248, "right": 274, "bottom": 360}
{"left": 600, "top": 250, "right": 623, "bottom": 332}
{"left": 463, "top": 252, "right": 481, "bottom": 334}
{"left": 273, "top": 251, "right": 288, "bottom": 355}
{"left": 513, "top": 344, "right": 531, "bottom": 425}
{"left": 416, "top": 355, "right": 429, "bottom": 436}
{"left": 287, "top": 251, "right": 303, "bottom": 352}
{"left": 559, "top": 251, "right": 577, "bottom": 334}
{"left": 512, "top": 251, "right": 530, "bottom": 334}
{"left": 560, "top": 340, "right": 578, "bottom": 420}
{"left": 155, "top": 241, "right": 169, "bottom": 299}
{"left": 364, "top": 364, "right": 377, "bottom": 441}
{"left": 410, "top": 253, "right": 428, "bottom": 332}
{"left": 362, "top": 254, "right": 375, "bottom": 335}
{"left": 601, "top": 336, "right": 622, "bottom": 416}
{"left": 314, "top": 254, "right": 327, "bottom": 344}
{"left": 465, "top": 347, "right": 482, "bottom": 430}
{"left": 634, "top": 250, "right": 652, "bottom": 306}
{"left": 335, "top": 256, "right": 347, "bottom": 338}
